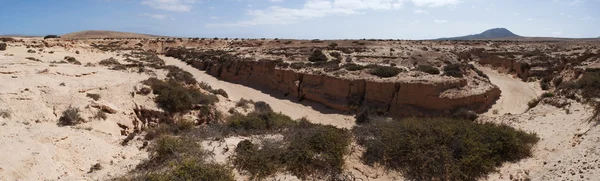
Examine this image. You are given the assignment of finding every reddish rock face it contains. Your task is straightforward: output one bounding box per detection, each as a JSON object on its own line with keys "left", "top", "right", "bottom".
{"left": 165, "top": 48, "right": 501, "bottom": 117}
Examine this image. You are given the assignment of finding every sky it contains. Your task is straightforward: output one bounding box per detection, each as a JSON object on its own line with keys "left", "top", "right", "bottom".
{"left": 0, "top": 0, "right": 598, "bottom": 39}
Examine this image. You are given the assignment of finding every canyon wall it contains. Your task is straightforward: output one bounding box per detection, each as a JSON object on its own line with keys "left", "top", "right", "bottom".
{"left": 165, "top": 48, "right": 501, "bottom": 117}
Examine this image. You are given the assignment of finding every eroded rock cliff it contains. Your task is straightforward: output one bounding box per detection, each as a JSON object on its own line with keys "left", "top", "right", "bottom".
{"left": 165, "top": 47, "right": 501, "bottom": 117}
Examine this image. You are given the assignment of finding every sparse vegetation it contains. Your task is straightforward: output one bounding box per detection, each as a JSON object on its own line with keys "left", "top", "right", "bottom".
{"left": 443, "top": 64, "right": 464, "bottom": 78}
{"left": 308, "top": 49, "right": 328, "bottom": 62}
{"left": 98, "top": 57, "right": 120, "bottom": 66}
{"left": 58, "top": 107, "right": 84, "bottom": 126}
{"left": 86, "top": 93, "right": 101, "bottom": 101}
{"left": 64, "top": 56, "right": 81, "bottom": 65}
{"left": 163, "top": 65, "right": 197, "bottom": 85}
{"left": 143, "top": 78, "right": 217, "bottom": 113}
{"left": 416, "top": 65, "right": 440, "bottom": 75}
{"left": 94, "top": 110, "right": 107, "bottom": 120}
{"left": 0, "top": 109, "right": 11, "bottom": 119}
{"left": 354, "top": 117, "right": 539, "bottom": 181}
{"left": 125, "top": 135, "right": 235, "bottom": 181}
{"left": 230, "top": 116, "right": 351, "bottom": 180}
{"left": 369, "top": 65, "right": 402, "bottom": 78}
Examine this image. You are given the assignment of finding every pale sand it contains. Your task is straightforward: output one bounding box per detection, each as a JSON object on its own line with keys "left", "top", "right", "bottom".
{"left": 0, "top": 42, "right": 154, "bottom": 180}
{"left": 477, "top": 64, "right": 542, "bottom": 116}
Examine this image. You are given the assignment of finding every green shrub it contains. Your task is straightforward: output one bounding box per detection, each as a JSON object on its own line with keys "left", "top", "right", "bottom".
{"left": 143, "top": 78, "right": 217, "bottom": 113}
{"left": 232, "top": 140, "right": 282, "bottom": 179}
{"left": 58, "top": 107, "right": 84, "bottom": 126}
{"left": 253, "top": 101, "right": 273, "bottom": 114}
{"left": 86, "top": 93, "right": 101, "bottom": 101}
{"left": 129, "top": 135, "right": 235, "bottom": 181}
{"left": 231, "top": 120, "right": 351, "bottom": 179}
{"left": 308, "top": 49, "right": 328, "bottom": 62}
{"left": 353, "top": 117, "right": 538, "bottom": 181}
{"left": 164, "top": 65, "right": 197, "bottom": 85}
{"left": 369, "top": 65, "right": 402, "bottom": 78}
{"left": 416, "top": 65, "right": 440, "bottom": 75}
{"left": 443, "top": 64, "right": 464, "bottom": 78}
{"left": 283, "top": 124, "right": 351, "bottom": 178}
{"left": 227, "top": 112, "right": 296, "bottom": 134}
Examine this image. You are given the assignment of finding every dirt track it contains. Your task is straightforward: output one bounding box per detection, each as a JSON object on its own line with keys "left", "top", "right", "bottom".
{"left": 476, "top": 65, "right": 542, "bottom": 116}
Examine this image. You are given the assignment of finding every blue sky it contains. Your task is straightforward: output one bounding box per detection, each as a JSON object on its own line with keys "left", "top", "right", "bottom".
{"left": 0, "top": 0, "right": 598, "bottom": 39}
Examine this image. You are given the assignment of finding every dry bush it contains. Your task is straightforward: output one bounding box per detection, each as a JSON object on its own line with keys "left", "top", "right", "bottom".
{"left": 64, "top": 56, "right": 81, "bottom": 65}
{"left": 86, "top": 93, "right": 101, "bottom": 101}
{"left": 369, "top": 65, "right": 402, "bottom": 78}
{"left": 308, "top": 49, "right": 328, "bottom": 62}
{"left": 416, "top": 65, "right": 440, "bottom": 75}
{"left": 58, "top": 107, "right": 84, "bottom": 126}
{"left": 443, "top": 64, "right": 464, "bottom": 78}
{"left": 99, "top": 57, "right": 120, "bottom": 66}
{"left": 94, "top": 110, "right": 107, "bottom": 120}
{"left": 0, "top": 109, "right": 11, "bottom": 119}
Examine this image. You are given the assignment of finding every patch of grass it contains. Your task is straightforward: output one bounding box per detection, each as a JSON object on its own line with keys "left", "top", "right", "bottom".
{"left": 25, "top": 57, "right": 41, "bottom": 62}
{"left": 416, "top": 65, "right": 440, "bottom": 75}
{"left": 58, "top": 107, "right": 84, "bottom": 126}
{"left": 443, "top": 64, "right": 464, "bottom": 78}
{"left": 369, "top": 65, "right": 402, "bottom": 78}
{"left": 353, "top": 117, "right": 538, "bottom": 181}
{"left": 86, "top": 93, "right": 101, "bottom": 101}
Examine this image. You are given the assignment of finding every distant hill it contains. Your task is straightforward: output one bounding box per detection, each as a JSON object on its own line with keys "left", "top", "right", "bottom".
{"left": 437, "top": 28, "right": 521, "bottom": 40}
{"left": 61, "top": 30, "right": 163, "bottom": 39}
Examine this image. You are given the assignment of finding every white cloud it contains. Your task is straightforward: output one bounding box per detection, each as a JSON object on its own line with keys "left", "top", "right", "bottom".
{"left": 409, "top": 0, "right": 461, "bottom": 7}
{"left": 414, "top": 9, "right": 429, "bottom": 14}
{"left": 140, "top": 13, "right": 169, "bottom": 20}
{"left": 141, "top": 0, "right": 197, "bottom": 12}
{"left": 434, "top": 19, "right": 448, "bottom": 23}
{"left": 210, "top": 16, "right": 220, "bottom": 19}
{"left": 269, "top": 0, "right": 284, "bottom": 2}
{"left": 208, "top": 0, "right": 461, "bottom": 27}
{"left": 581, "top": 16, "right": 591, "bottom": 20}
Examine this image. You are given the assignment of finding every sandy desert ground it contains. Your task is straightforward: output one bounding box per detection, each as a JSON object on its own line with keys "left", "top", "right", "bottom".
{"left": 1, "top": 36, "right": 599, "bottom": 181}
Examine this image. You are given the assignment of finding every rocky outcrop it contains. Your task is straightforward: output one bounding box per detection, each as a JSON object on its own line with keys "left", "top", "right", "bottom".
{"left": 166, "top": 48, "right": 501, "bottom": 117}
